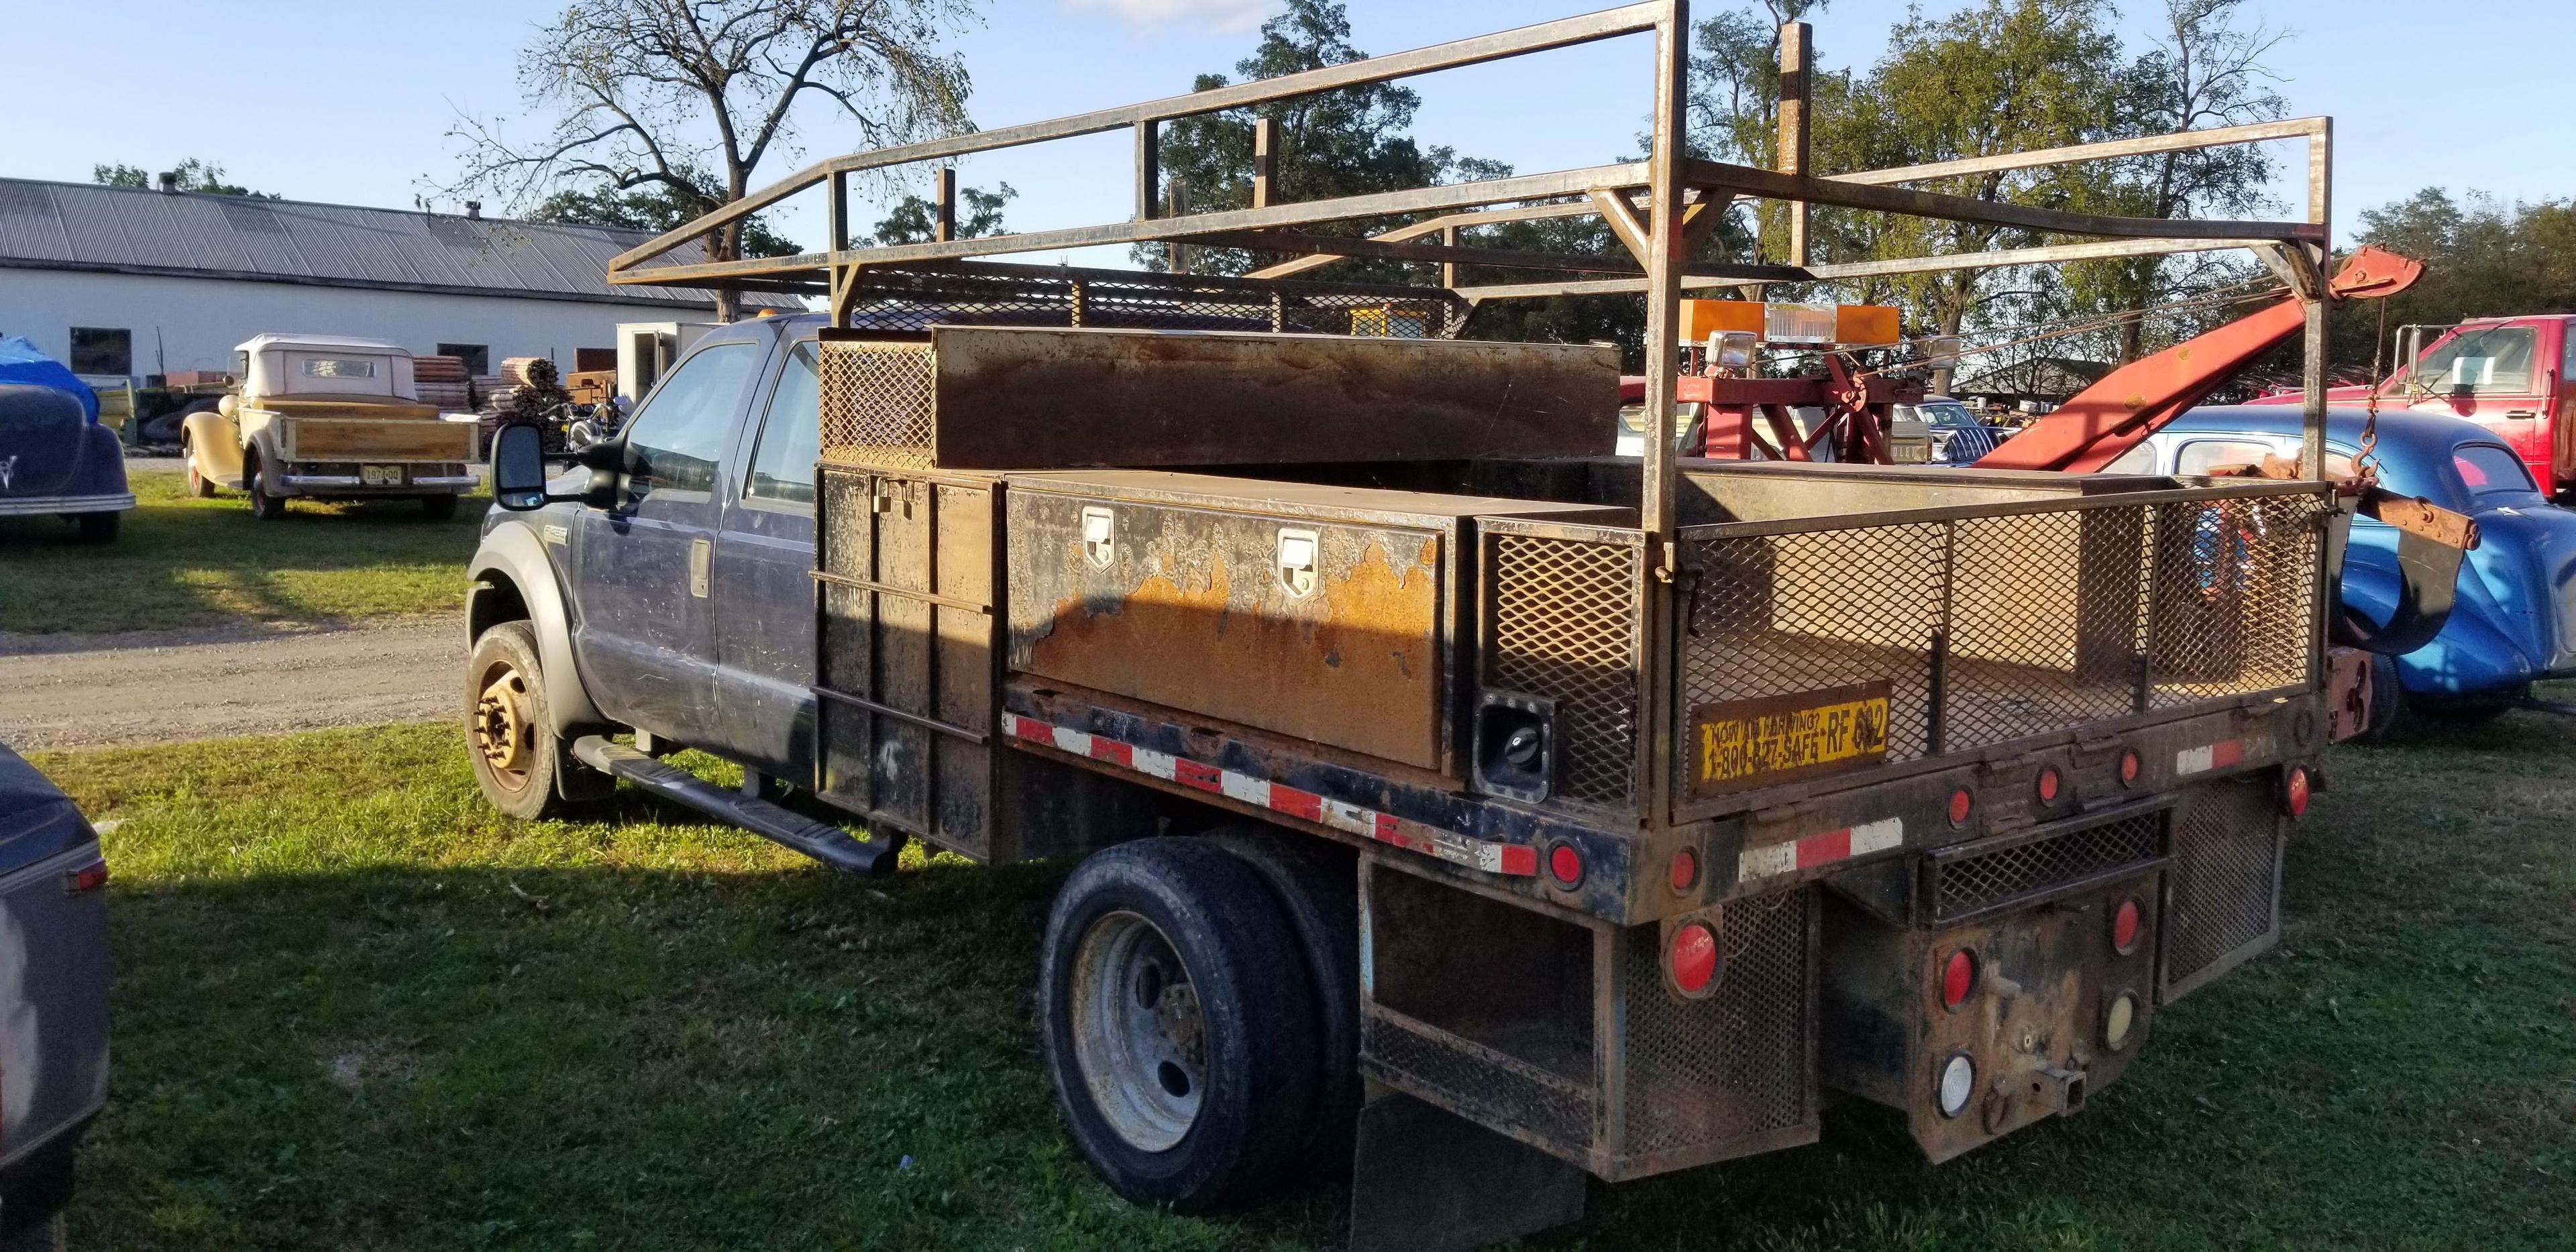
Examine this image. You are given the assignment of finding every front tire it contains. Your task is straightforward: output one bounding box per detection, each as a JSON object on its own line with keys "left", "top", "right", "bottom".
{"left": 466, "top": 622, "right": 600, "bottom": 820}
{"left": 1040, "top": 838, "right": 1320, "bottom": 1213}
{"left": 184, "top": 441, "right": 216, "bottom": 497}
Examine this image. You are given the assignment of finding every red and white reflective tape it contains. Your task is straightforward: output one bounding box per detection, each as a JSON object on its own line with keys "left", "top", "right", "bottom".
{"left": 2174, "top": 738, "right": 2245, "bottom": 777}
{"left": 1739, "top": 817, "right": 1903, "bottom": 883}
{"left": 1002, "top": 713, "right": 1538, "bottom": 878}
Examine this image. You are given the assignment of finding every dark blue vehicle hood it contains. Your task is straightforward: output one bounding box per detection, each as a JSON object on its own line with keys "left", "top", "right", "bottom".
{"left": 0, "top": 744, "right": 98, "bottom": 875}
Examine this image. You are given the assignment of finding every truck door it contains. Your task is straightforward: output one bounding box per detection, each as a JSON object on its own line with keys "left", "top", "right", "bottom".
{"left": 2553, "top": 319, "right": 2576, "bottom": 496}
{"left": 705, "top": 337, "right": 823, "bottom": 778}
{"left": 570, "top": 336, "right": 769, "bottom": 742}
{"left": 2406, "top": 322, "right": 2546, "bottom": 481}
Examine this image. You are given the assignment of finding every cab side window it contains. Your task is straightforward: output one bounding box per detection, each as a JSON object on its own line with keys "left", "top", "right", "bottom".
{"left": 745, "top": 341, "right": 822, "bottom": 506}
{"left": 622, "top": 341, "right": 761, "bottom": 500}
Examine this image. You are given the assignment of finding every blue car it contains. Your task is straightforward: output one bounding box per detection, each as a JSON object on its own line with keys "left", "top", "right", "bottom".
{"left": 0, "top": 337, "right": 131, "bottom": 545}
{"left": 2102, "top": 406, "right": 2576, "bottom": 723}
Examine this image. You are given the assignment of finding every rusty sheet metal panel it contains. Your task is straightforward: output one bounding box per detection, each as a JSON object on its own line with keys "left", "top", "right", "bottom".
{"left": 1670, "top": 483, "right": 2329, "bottom": 818}
{"left": 1006, "top": 471, "right": 1629, "bottom": 775}
{"left": 281, "top": 417, "right": 476, "bottom": 461}
{"left": 818, "top": 326, "right": 1618, "bottom": 471}
{"left": 1358, "top": 856, "right": 1817, "bottom": 1180}
{"left": 1009, "top": 492, "right": 1449, "bottom": 769}
{"left": 814, "top": 464, "right": 1007, "bottom": 858}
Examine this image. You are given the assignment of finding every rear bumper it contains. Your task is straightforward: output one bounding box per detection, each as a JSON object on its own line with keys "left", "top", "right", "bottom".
{"left": 0, "top": 493, "right": 134, "bottom": 517}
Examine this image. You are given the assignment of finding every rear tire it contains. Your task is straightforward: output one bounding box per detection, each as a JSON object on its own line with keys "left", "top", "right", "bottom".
{"left": 73, "top": 511, "right": 119, "bottom": 545}
{"left": 421, "top": 493, "right": 460, "bottom": 520}
{"left": 465, "top": 622, "right": 600, "bottom": 820}
{"left": 1040, "top": 838, "right": 1320, "bottom": 1213}
{"left": 246, "top": 451, "right": 286, "bottom": 520}
{"left": 1205, "top": 826, "right": 1360, "bottom": 1173}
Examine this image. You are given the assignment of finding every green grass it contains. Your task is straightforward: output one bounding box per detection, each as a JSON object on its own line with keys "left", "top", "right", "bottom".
{"left": 0, "top": 470, "right": 486, "bottom": 634}
{"left": 30, "top": 714, "right": 2576, "bottom": 1251}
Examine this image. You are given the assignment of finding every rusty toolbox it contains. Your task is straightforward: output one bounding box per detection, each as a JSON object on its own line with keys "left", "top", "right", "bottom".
{"left": 1004, "top": 471, "right": 1629, "bottom": 774}
{"left": 818, "top": 327, "right": 1619, "bottom": 470}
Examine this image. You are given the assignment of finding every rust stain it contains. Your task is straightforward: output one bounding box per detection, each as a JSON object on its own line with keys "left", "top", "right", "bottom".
{"left": 1029, "top": 531, "right": 1442, "bottom": 768}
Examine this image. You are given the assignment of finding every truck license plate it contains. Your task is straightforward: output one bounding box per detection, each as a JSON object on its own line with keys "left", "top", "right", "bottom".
{"left": 362, "top": 464, "right": 403, "bottom": 486}
{"left": 1688, "top": 680, "right": 1892, "bottom": 795}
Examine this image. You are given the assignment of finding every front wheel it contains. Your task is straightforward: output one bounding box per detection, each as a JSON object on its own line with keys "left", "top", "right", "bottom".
{"left": 466, "top": 622, "right": 602, "bottom": 820}
{"left": 1039, "top": 838, "right": 1320, "bottom": 1213}
{"left": 184, "top": 441, "right": 216, "bottom": 497}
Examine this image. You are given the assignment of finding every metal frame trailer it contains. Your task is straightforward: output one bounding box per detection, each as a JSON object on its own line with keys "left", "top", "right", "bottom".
{"left": 614, "top": 4, "right": 2345, "bottom": 1245}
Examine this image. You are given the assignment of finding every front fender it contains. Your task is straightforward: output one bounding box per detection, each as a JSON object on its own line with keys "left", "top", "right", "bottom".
{"left": 179, "top": 412, "right": 244, "bottom": 488}
{"left": 469, "top": 520, "right": 607, "bottom": 734}
{"left": 2343, "top": 559, "right": 2537, "bottom": 696}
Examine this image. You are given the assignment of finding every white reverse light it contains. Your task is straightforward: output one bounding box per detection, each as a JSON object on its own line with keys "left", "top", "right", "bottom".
{"left": 1937, "top": 1051, "right": 1976, "bottom": 1119}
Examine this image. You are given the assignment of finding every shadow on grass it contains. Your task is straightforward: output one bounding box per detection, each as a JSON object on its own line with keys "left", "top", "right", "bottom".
{"left": 0, "top": 472, "right": 489, "bottom": 635}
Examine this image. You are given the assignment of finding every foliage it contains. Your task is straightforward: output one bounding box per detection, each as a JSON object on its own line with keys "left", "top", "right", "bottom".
{"left": 527, "top": 179, "right": 805, "bottom": 258}
{"left": 444, "top": 0, "right": 981, "bottom": 317}
{"left": 1136, "top": 0, "right": 1501, "bottom": 280}
{"left": 42, "top": 705, "right": 2576, "bottom": 1249}
{"left": 91, "top": 158, "right": 276, "bottom": 198}
{"left": 0, "top": 471, "right": 484, "bottom": 634}
{"left": 2337, "top": 190, "right": 2576, "bottom": 372}
{"left": 869, "top": 180, "right": 1017, "bottom": 245}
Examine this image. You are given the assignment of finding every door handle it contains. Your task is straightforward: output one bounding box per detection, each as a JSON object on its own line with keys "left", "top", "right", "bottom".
{"left": 689, "top": 537, "right": 711, "bottom": 597}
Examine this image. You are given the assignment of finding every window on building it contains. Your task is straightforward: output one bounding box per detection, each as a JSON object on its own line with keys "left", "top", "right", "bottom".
{"left": 437, "top": 343, "right": 490, "bottom": 374}
{"left": 745, "top": 342, "right": 821, "bottom": 505}
{"left": 69, "top": 327, "right": 131, "bottom": 376}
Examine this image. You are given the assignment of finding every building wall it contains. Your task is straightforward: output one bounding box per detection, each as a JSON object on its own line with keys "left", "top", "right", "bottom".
{"left": 0, "top": 267, "right": 725, "bottom": 378}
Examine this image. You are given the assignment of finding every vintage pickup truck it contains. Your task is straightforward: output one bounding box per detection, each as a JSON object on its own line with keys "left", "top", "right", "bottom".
{"left": 180, "top": 335, "right": 479, "bottom": 519}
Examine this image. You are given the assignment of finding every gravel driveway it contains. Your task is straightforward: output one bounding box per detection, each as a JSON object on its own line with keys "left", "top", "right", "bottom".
{"left": 0, "top": 618, "right": 458, "bottom": 750}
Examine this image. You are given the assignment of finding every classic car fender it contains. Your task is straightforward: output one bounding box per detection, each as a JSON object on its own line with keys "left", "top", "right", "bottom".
{"left": 180, "top": 411, "right": 245, "bottom": 488}
{"left": 2343, "top": 556, "right": 2537, "bottom": 696}
{"left": 468, "top": 519, "right": 607, "bottom": 734}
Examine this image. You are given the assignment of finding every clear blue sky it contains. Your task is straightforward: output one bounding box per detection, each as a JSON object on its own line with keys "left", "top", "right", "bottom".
{"left": 2, "top": 0, "right": 2563, "bottom": 268}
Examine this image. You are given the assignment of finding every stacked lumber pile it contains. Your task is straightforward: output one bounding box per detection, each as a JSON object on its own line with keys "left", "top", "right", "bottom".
{"left": 413, "top": 355, "right": 473, "bottom": 411}
{"left": 478, "top": 356, "right": 574, "bottom": 456}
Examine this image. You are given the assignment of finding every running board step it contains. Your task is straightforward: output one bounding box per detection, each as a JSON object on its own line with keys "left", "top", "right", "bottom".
{"left": 572, "top": 736, "right": 900, "bottom": 875}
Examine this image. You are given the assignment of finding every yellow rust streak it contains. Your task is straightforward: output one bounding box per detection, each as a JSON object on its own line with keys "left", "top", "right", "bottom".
{"left": 1031, "top": 532, "right": 1442, "bottom": 769}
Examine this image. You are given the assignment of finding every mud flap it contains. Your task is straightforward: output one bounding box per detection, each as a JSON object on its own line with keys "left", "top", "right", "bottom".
{"left": 1347, "top": 1090, "right": 1585, "bottom": 1252}
{"left": 2335, "top": 488, "right": 2475, "bottom": 656}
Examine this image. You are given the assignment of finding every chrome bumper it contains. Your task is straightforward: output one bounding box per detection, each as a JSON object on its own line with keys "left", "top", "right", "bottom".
{"left": 281, "top": 475, "right": 476, "bottom": 490}
{"left": 0, "top": 494, "right": 134, "bottom": 517}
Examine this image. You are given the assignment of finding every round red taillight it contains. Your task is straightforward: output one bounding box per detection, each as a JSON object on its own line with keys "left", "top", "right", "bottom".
{"left": 1947, "top": 787, "right": 1974, "bottom": 827}
{"left": 1670, "top": 922, "right": 1721, "bottom": 996}
{"left": 2111, "top": 897, "right": 2143, "bottom": 955}
{"left": 2284, "top": 766, "right": 2312, "bottom": 819}
{"left": 1548, "top": 842, "right": 1584, "bottom": 887}
{"left": 2036, "top": 766, "right": 2062, "bottom": 804}
{"left": 2118, "top": 750, "right": 2141, "bottom": 787}
{"left": 1669, "top": 847, "right": 1699, "bottom": 893}
{"left": 1941, "top": 949, "right": 1976, "bottom": 1010}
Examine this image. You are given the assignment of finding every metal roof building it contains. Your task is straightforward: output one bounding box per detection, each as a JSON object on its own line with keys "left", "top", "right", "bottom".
{"left": 0, "top": 176, "right": 782, "bottom": 382}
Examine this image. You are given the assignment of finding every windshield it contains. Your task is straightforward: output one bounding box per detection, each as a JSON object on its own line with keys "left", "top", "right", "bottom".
{"left": 1919, "top": 401, "right": 1978, "bottom": 427}
{"left": 2405, "top": 325, "right": 2540, "bottom": 396}
{"left": 2452, "top": 443, "right": 2542, "bottom": 501}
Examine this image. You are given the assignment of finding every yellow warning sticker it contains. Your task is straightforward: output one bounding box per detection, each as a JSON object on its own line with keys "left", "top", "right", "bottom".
{"left": 1690, "top": 680, "right": 1892, "bottom": 795}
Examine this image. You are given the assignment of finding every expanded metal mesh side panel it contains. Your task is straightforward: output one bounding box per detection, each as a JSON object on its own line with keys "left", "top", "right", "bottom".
{"left": 2165, "top": 777, "right": 2283, "bottom": 989}
{"left": 1945, "top": 507, "right": 2150, "bottom": 748}
{"left": 1618, "top": 887, "right": 1812, "bottom": 1159}
{"left": 1679, "top": 523, "right": 1945, "bottom": 764}
{"left": 2146, "top": 494, "right": 2324, "bottom": 705}
{"left": 1929, "top": 813, "right": 2163, "bottom": 923}
{"left": 817, "top": 339, "right": 934, "bottom": 469}
{"left": 1362, "top": 1009, "right": 1593, "bottom": 1155}
{"left": 1482, "top": 529, "right": 1644, "bottom": 809}
{"left": 837, "top": 265, "right": 1470, "bottom": 338}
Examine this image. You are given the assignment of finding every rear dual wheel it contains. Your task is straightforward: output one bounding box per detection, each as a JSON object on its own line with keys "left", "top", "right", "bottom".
{"left": 1040, "top": 837, "right": 1324, "bottom": 1212}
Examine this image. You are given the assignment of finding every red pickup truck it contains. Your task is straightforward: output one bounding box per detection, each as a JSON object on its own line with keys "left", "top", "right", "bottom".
{"left": 2253, "top": 313, "right": 2576, "bottom": 498}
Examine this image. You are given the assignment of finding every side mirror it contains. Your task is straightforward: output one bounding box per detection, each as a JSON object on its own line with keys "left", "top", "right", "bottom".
{"left": 490, "top": 424, "right": 551, "bottom": 511}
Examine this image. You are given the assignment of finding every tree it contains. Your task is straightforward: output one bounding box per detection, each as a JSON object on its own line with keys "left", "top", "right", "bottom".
{"left": 869, "top": 180, "right": 1016, "bottom": 244}
{"left": 2333, "top": 189, "right": 2576, "bottom": 373}
{"left": 93, "top": 158, "right": 275, "bottom": 198}
{"left": 1138, "top": 0, "right": 1496, "bottom": 279}
{"left": 527, "top": 179, "right": 806, "bottom": 257}
{"left": 446, "top": 0, "right": 979, "bottom": 320}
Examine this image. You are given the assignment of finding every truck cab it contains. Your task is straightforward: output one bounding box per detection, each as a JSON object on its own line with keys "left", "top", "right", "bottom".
{"left": 2253, "top": 313, "right": 2576, "bottom": 498}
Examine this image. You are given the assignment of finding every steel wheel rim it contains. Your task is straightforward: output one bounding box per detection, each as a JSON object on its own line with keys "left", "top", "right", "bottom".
{"left": 472, "top": 659, "right": 537, "bottom": 789}
{"left": 1068, "top": 909, "right": 1203, "bottom": 1151}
